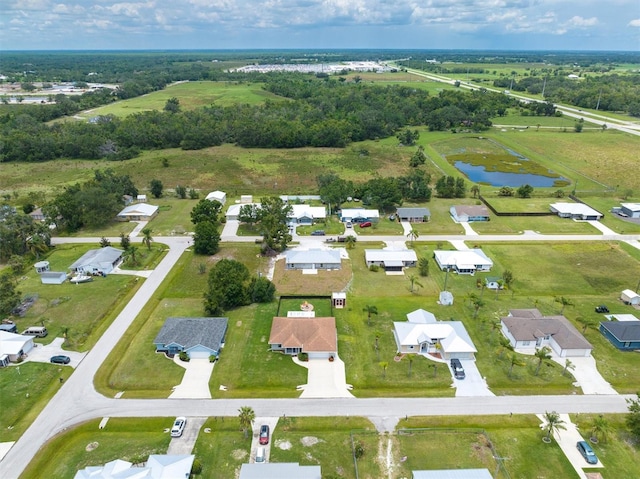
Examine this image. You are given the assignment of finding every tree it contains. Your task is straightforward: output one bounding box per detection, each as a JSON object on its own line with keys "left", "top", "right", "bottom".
{"left": 554, "top": 296, "right": 574, "bottom": 314}
{"left": 99, "top": 236, "right": 111, "bottom": 248}
{"left": 407, "top": 229, "right": 419, "bottom": 246}
{"left": 191, "top": 199, "right": 223, "bottom": 226}
{"left": 576, "top": 316, "right": 596, "bottom": 333}
{"left": 141, "top": 228, "right": 153, "bottom": 251}
{"left": 123, "top": 245, "right": 139, "bottom": 266}
{"left": 508, "top": 352, "right": 525, "bottom": 377}
{"left": 542, "top": 411, "right": 566, "bottom": 442}
{"left": 409, "top": 146, "right": 426, "bottom": 167}
{"left": 408, "top": 274, "right": 423, "bottom": 293}
{"left": 517, "top": 184, "right": 534, "bottom": 198}
{"left": 418, "top": 256, "right": 430, "bottom": 277}
{"left": 562, "top": 358, "right": 575, "bottom": 377}
{"left": 204, "top": 259, "right": 251, "bottom": 315}
{"left": 362, "top": 178, "right": 402, "bottom": 210}
{"left": 164, "top": 97, "right": 181, "bottom": 114}
{"left": 470, "top": 185, "right": 480, "bottom": 198}
{"left": 534, "top": 346, "right": 552, "bottom": 376}
{"left": 150, "top": 179, "right": 163, "bottom": 198}
{"left": 574, "top": 119, "right": 584, "bottom": 133}
{"left": 257, "top": 196, "right": 292, "bottom": 253}
{"left": 345, "top": 235, "right": 357, "bottom": 250}
{"left": 363, "top": 305, "right": 378, "bottom": 326}
{"left": 175, "top": 185, "right": 187, "bottom": 199}
{"left": 590, "top": 415, "right": 610, "bottom": 443}
{"left": 249, "top": 276, "right": 276, "bottom": 303}
{"left": 396, "top": 128, "right": 420, "bottom": 146}
{"left": 379, "top": 361, "right": 389, "bottom": 378}
{"left": 238, "top": 406, "right": 255, "bottom": 439}
{"left": 498, "top": 186, "right": 514, "bottom": 197}
{"left": 0, "top": 274, "right": 21, "bottom": 316}
{"left": 502, "top": 270, "right": 514, "bottom": 289}
{"left": 626, "top": 393, "right": 640, "bottom": 439}
{"left": 119, "top": 233, "right": 130, "bottom": 250}
{"left": 193, "top": 221, "right": 220, "bottom": 255}
{"left": 317, "top": 173, "right": 353, "bottom": 215}
{"left": 499, "top": 335, "right": 514, "bottom": 359}
{"left": 469, "top": 293, "right": 485, "bottom": 319}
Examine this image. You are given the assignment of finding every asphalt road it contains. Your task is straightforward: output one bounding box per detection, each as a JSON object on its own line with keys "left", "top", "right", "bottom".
{"left": 2, "top": 230, "right": 639, "bottom": 478}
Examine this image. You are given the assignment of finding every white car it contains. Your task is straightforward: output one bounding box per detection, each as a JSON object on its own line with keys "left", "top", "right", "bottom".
{"left": 171, "top": 417, "right": 186, "bottom": 437}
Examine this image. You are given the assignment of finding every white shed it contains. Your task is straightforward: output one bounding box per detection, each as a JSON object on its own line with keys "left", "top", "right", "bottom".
{"left": 621, "top": 289, "right": 640, "bottom": 305}
{"left": 206, "top": 190, "right": 227, "bottom": 205}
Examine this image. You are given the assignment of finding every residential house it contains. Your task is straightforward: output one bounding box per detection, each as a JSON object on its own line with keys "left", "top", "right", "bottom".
{"left": 69, "top": 247, "right": 123, "bottom": 275}
{"left": 0, "top": 331, "right": 35, "bottom": 366}
{"left": 122, "top": 194, "right": 133, "bottom": 205}
{"left": 600, "top": 321, "right": 640, "bottom": 351}
{"left": 136, "top": 194, "right": 147, "bottom": 203}
{"left": 285, "top": 249, "right": 341, "bottom": 270}
{"left": 116, "top": 203, "right": 159, "bottom": 221}
{"left": 620, "top": 203, "right": 640, "bottom": 218}
{"left": 205, "top": 190, "right": 227, "bottom": 205}
{"left": 154, "top": 317, "right": 228, "bottom": 359}
{"left": 239, "top": 463, "right": 322, "bottom": 479}
{"left": 269, "top": 316, "right": 337, "bottom": 360}
{"left": 549, "top": 203, "right": 603, "bottom": 220}
{"left": 288, "top": 204, "right": 327, "bottom": 225}
{"left": 339, "top": 208, "right": 380, "bottom": 223}
{"left": 501, "top": 309, "right": 592, "bottom": 357}
{"left": 365, "top": 249, "right": 418, "bottom": 272}
{"left": 74, "top": 454, "right": 194, "bottom": 479}
{"left": 393, "top": 309, "right": 477, "bottom": 360}
{"left": 226, "top": 203, "right": 260, "bottom": 221}
{"left": 433, "top": 249, "right": 493, "bottom": 275}
{"left": 396, "top": 207, "right": 431, "bottom": 223}
{"left": 621, "top": 289, "right": 640, "bottom": 305}
{"left": 412, "top": 469, "right": 493, "bottom": 479}
{"left": 450, "top": 205, "right": 490, "bottom": 222}
{"left": 34, "top": 261, "right": 50, "bottom": 273}
{"left": 28, "top": 207, "right": 46, "bottom": 222}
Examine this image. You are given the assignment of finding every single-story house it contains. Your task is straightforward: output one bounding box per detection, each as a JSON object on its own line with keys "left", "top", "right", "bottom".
{"left": 40, "top": 271, "right": 67, "bottom": 285}
{"left": 280, "top": 195, "right": 322, "bottom": 203}
{"left": 396, "top": 207, "right": 431, "bottom": 223}
{"left": 0, "top": 331, "right": 35, "bottom": 365}
{"left": 269, "top": 316, "right": 337, "bottom": 359}
{"left": 69, "top": 247, "right": 123, "bottom": 275}
{"left": 484, "top": 276, "right": 503, "bottom": 289}
{"left": 205, "top": 190, "right": 227, "bottom": 205}
{"left": 226, "top": 203, "right": 260, "bottom": 221}
{"left": 288, "top": 204, "right": 327, "bottom": 225}
{"left": 240, "top": 463, "right": 322, "bottom": 479}
{"left": 136, "top": 194, "right": 147, "bottom": 203}
{"left": 116, "top": 203, "right": 159, "bottom": 221}
{"left": 620, "top": 203, "right": 640, "bottom": 218}
{"left": 413, "top": 469, "right": 493, "bottom": 479}
{"left": 549, "top": 202, "right": 603, "bottom": 220}
{"left": 122, "top": 194, "right": 133, "bottom": 205}
{"left": 34, "top": 261, "right": 50, "bottom": 273}
{"left": 433, "top": 249, "right": 493, "bottom": 275}
{"left": 621, "top": 289, "right": 640, "bottom": 305}
{"left": 600, "top": 321, "right": 640, "bottom": 351}
{"left": 74, "top": 454, "right": 194, "bottom": 479}
{"left": 285, "top": 249, "right": 341, "bottom": 270}
{"left": 365, "top": 249, "right": 418, "bottom": 272}
{"left": 339, "top": 208, "right": 380, "bottom": 223}
{"left": 393, "top": 309, "right": 477, "bottom": 360}
{"left": 154, "top": 317, "right": 228, "bottom": 359}
{"left": 29, "top": 207, "right": 46, "bottom": 221}
{"left": 501, "top": 309, "right": 592, "bottom": 357}
{"left": 450, "top": 205, "right": 490, "bottom": 222}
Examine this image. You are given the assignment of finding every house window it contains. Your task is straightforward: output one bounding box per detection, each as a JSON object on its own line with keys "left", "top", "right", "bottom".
{"left": 522, "top": 341, "right": 530, "bottom": 346}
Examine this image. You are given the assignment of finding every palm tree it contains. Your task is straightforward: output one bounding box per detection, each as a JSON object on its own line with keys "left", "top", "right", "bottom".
{"left": 576, "top": 316, "right": 595, "bottom": 333}
{"left": 362, "top": 305, "right": 378, "bottom": 326}
{"left": 534, "top": 346, "right": 552, "bottom": 376}
{"left": 470, "top": 185, "right": 480, "bottom": 198}
{"left": 238, "top": 406, "right": 255, "bottom": 439}
{"left": 562, "top": 358, "right": 575, "bottom": 377}
{"left": 469, "top": 293, "right": 485, "bottom": 319}
{"left": 554, "top": 296, "right": 574, "bottom": 314}
{"left": 498, "top": 335, "right": 514, "bottom": 359}
{"left": 379, "top": 361, "right": 388, "bottom": 378}
{"left": 543, "top": 411, "right": 566, "bottom": 442}
{"left": 124, "top": 245, "right": 139, "bottom": 266}
{"left": 26, "top": 235, "right": 48, "bottom": 260}
{"left": 141, "top": 227, "right": 153, "bottom": 251}
{"left": 407, "top": 355, "right": 414, "bottom": 377}
{"left": 407, "top": 229, "right": 419, "bottom": 246}
{"left": 590, "top": 415, "right": 610, "bottom": 443}
{"left": 345, "top": 235, "right": 356, "bottom": 250}
{"left": 408, "top": 274, "right": 423, "bottom": 293}
{"left": 508, "top": 352, "right": 525, "bottom": 378}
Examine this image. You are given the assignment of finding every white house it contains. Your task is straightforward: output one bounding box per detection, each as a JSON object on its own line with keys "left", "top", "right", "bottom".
{"left": 285, "top": 249, "right": 341, "bottom": 270}
{"left": 288, "top": 204, "right": 327, "bottom": 225}
{"left": 433, "top": 250, "right": 493, "bottom": 275}
{"left": 205, "top": 190, "right": 227, "bottom": 205}
{"left": 393, "top": 309, "right": 477, "bottom": 360}
{"left": 339, "top": 208, "right": 380, "bottom": 223}
{"left": 74, "top": 454, "right": 194, "bottom": 479}
{"left": 620, "top": 203, "right": 640, "bottom": 218}
{"left": 550, "top": 203, "right": 602, "bottom": 220}
{"left": 450, "top": 205, "right": 490, "bottom": 222}
{"left": 69, "top": 247, "right": 123, "bottom": 275}
{"left": 621, "top": 289, "right": 640, "bottom": 305}
{"left": 116, "top": 203, "right": 159, "bottom": 221}
{"left": 365, "top": 249, "right": 417, "bottom": 272}
{"left": 226, "top": 203, "right": 260, "bottom": 221}
{"left": 500, "top": 309, "right": 592, "bottom": 357}
{"left": 0, "top": 331, "right": 35, "bottom": 365}
{"left": 396, "top": 207, "right": 431, "bottom": 223}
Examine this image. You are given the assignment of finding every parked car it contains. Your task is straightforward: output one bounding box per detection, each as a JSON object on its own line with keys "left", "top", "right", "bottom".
{"left": 259, "top": 424, "right": 270, "bottom": 445}
{"left": 576, "top": 440, "right": 598, "bottom": 464}
{"left": 346, "top": 221, "right": 353, "bottom": 228}
{"left": 595, "top": 305, "right": 609, "bottom": 313}
{"left": 50, "top": 355, "right": 70, "bottom": 365}
{"left": 310, "top": 230, "right": 325, "bottom": 236}
{"left": 388, "top": 214, "right": 396, "bottom": 221}
{"left": 450, "top": 358, "right": 466, "bottom": 380}
{"left": 325, "top": 237, "right": 336, "bottom": 243}
{"left": 171, "top": 417, "right": 187, "bottom": 437}
{"left": 359, "top": 221, "right": 372, "bottom": 228}
{"left": 255, "top": 446, "right": 266, "bottom": 463}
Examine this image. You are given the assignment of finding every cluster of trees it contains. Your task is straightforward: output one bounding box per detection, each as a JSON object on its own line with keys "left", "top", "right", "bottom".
{"left": 238, "top": 197, "right": 292, "bottom": 253}
{"left": 0, "top": 205, "right": 52, "bottom": 263}
{"left": 498, "top": 185, "right": 534, "bottom": 198}
{"left": 435, "top": 176, "right": 466, "bottom": 198}
{"left": 203, "top": 259, "right": 275, "bottom": 315}
{"left": 191, "top": 199, "right": 224, "bottom": 255}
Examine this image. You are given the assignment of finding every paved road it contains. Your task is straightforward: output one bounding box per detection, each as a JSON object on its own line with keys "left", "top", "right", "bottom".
{"left": 2, "top": 230, "right": 640, "bottom": 478}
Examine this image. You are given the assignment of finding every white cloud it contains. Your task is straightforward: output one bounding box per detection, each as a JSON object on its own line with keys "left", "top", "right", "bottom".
{"left": 566, "top": 15, "right": 598, "bottom": 27}
{"left": 629, "top": 18, "right": 640, "bottom": 27}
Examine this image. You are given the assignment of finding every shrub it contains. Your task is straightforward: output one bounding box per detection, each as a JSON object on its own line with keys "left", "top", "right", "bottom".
{"left": 298, "top": 352, "right": 309, "bottom": 362}
{"left": 369, "top": 264, "right": 380, "bottom": 272}
{"left": 354, "top": 440, "right": 365, "bottom": 459}
{"left": 209, "top": 354, "right": 217, "bottom": 363}
{"left": 191, "top": 458, "right": 203, "bottom": 475}
{"left": 179, "top": 351, "right": 190, "bottom": 362}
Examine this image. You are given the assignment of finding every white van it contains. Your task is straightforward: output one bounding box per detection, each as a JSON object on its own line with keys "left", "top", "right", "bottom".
{"left": 255, "top": 447, "right": 266, "bottom": 463}
{"left": 22, "top": 326, "right": 48, "bottom": 338}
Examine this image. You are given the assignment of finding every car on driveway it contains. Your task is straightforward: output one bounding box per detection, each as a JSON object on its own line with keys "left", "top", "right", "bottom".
{"left": 310, "top": 230, "right": 325, "bottom": 236}
{"left": 171, "top": 417, "right": 186, "bottom": 437}
{"left": 450, "top": 358, "right": 466, "bottom": 380}
{"left": 359, "top": 221, "right": 372, "bottom": 228}
{"left": 595, "top": 305, "right": 609, "bottom": 313}
{"left": 576, "top": 440, "right": 598, "bottom": 464}
{"left": 259, "top": 424, "right": 270, "bottom": 445}
{"left": 50, "top": 355, "right": 70, "bottom": 365}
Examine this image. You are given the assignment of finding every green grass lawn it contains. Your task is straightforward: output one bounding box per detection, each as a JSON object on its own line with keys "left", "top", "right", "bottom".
{"left": 493, "top": 110, "right": 583, "bottom": 128}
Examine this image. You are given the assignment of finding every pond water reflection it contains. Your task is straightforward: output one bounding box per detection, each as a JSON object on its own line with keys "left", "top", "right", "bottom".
{"left": 454, "top": 161, "right": 569, "bottom": 187}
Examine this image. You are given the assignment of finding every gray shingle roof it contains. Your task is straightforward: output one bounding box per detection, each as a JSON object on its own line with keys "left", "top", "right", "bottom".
{"left": 502, "top": 309, "right": 592, "bottom": 350}
{"left": 600, "top": 321, "right": 640, "bottom": 341}
{"left": 154, "top": 317, "right": 228, "bottom": 352}
{"left": 69, "top": 247, "right": 123, "bottom": 270}
{"left": 396, "top": 207, "right": 431, "bottom": 217}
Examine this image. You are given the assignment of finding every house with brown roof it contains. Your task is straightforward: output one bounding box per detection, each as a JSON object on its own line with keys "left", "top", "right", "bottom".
{"left": 500, "top": 309, "right": 592, "bottom": 357}
{"left": 268, "top": 316, "right": 337, "bottom": 360}
{"left": 450, "top": 205, "right": 490, "bottom": 222}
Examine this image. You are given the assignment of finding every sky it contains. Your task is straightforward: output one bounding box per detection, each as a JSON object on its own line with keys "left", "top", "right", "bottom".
{"left": 1, "top": 0, "right": 639, "bottom": 51}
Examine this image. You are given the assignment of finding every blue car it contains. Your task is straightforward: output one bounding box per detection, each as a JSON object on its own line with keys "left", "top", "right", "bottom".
{"left": 576, "top": 441, "right": 598, "bottom": 464}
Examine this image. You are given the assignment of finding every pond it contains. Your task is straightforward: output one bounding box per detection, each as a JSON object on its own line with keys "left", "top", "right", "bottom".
{"left": 453, "top": 161, "right": 569, "bottom": 187}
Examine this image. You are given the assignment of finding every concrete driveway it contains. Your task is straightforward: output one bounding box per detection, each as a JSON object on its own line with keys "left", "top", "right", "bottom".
{"left": 166, "top": 416, "right": 207, "bottom": 455}
{"left": 550, "top": 356, "right": 617, "bottom": 395}
{"left": 452, "top": 359, "right": 494, "bottom": 397}
{"left": 169, "top": 357, "right": 214, "bottom": 399}
{"left": 22, "top": 338, "right": 86, "bottom": 368}
{"left": 294, "top": 356, "right": 354, "bottom": 398}
{"left": 249, "top": 417, "right": 279, "bottom": 463}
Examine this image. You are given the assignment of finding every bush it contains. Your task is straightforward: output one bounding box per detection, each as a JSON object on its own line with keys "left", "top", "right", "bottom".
{"left": 298, "top": 352, "right": 308, "bottom": 362}
{"left": 191, "top": 458, "right": 203, "bottom": 475}
{"left": 209, "top": 354, "right": 217, "bottom": 363}
{"left": 354, "top": 440, "right": 365, "bottom": 459}
{"left": 179, "top": 351, "right": 190, "bottom": 362}
{"left": 369, "top": 264, "right": 380, "bottom": 272}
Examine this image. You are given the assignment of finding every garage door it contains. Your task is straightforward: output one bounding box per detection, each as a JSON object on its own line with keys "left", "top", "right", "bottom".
{"left": 307, "top": 352, "right": 330, "bottom": 360}
{"left": 188, "top": 350, "right": 212, "bottom": 360}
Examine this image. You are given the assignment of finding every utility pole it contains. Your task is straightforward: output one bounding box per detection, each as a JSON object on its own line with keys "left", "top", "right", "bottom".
{"left": 596, "top": 89, "right": 602, "bottom": 111}
{"left": 541, "top": 77, "right": 547, "bottom": 98}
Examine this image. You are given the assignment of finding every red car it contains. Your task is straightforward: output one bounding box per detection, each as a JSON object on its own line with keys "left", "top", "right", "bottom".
{"left": 259, "top": 425, "right": 270, "bottom": 445}
{"left": 359, "top": 221, "right": 372, "bottom": 228}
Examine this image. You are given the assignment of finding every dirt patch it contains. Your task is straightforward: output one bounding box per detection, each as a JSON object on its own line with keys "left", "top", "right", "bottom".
{"left": 232, "top": 449, "right": 248, "bottom": 460}
{"left": 85, "top": 441, "right": 99, "bottom": 451}
{"left": 276, "top": 439, "right": 292, "bottom": 450}
{"left": 301, "top": 436, "right": 322, "bottom": 447}
{"left": 271, "top": 257, "right": 352, "bottom": 295}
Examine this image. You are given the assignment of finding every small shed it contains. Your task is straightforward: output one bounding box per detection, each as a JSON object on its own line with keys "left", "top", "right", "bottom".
{"left": 240, "top": 195, "right": 253, "bottom": 203}
{"left": 332, "top": 292, "right": 346, "bottom": 309}
{"left": 621, "top": 289, "right": 640, "bottom": 305}
{"left": 34, "top": 261, "right": 50, "bottom": 273}
{"left": 206, "top": 190, "right": 227, "bottom": 205}
{"left": 136, "top": 194, "right": 147, "bottom": 203}
{"left": 439, "top": 291, "right": 454, "bottom": 306}
{"left": 40, "top": 271, "right": 67, "bottom": 285}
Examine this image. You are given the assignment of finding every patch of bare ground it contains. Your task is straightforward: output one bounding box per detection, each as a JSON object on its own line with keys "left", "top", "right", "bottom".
{"left": 271, "top": 257, "right": 352, "bottom": 295}
{"left": 276, "top": 439, "right": 292, "bottom": 450}
{"left": 231, "top": 449, "right": 247, "bottom": 460}
{"left": 300, "top": 436, "right": 322, "bottom": 447}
